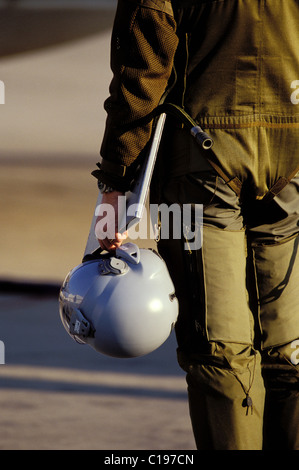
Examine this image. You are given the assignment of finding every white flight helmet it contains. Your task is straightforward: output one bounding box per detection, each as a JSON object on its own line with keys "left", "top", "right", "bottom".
{"left": 59, "top": 243, "right": 178, "bottom": 358}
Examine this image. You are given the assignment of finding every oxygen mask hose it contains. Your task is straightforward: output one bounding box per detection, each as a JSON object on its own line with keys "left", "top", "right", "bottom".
{"left": 190, "top": 125, "right": 213, "bottom": 150}
{"left": 157, "top": 102, "right": 214, "bottom": 150}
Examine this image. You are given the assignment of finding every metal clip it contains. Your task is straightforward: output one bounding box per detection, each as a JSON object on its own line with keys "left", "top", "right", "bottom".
{"left": 98, "top": 257, "right": 129, "bottom": 275}
{"left": 69, "top": 309, "right": 91, "bottom": 340}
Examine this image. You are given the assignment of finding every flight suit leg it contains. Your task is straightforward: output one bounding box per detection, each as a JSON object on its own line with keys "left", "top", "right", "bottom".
{"left": 159, "top": 224, "right": 265, "bottom": 450}
{"left": 262, "top": 341, "right": 299, "bottom": 450}
{"left": 251, "top": 234, "right": 299, "bottom": 450}
{"left": 248, "top": 176, "right": 299, "bottom": 450}
{"left": 158, "top": 173, "right": 265, "bottom": 450}
{"left": 185, "top": 343, "right": 265, "bottom": 450}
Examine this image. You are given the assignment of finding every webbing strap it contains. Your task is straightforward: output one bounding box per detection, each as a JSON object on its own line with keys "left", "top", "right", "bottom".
{"left": 262, "top": 165, "right": 299, "bottom": 203}
{"left": 205, "top": 157, "right": 243, "bottom": 198}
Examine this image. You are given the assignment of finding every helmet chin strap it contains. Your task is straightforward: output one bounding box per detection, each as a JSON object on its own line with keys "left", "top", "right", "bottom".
{"left": 115, "top": 243, "right": 140, "bottom": 265}
{"left": 82, "top": 246, "right": 104, "bottom": 262}
{"left": 82, "top": 242, "right": 141, "bottom": 265}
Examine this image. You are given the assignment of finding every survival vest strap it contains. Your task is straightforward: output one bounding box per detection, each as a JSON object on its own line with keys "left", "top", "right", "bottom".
{"left": 262, "top": 166, "right": 299, "bottom": 203}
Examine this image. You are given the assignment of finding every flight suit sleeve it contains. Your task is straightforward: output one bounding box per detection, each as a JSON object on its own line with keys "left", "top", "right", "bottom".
{"left": 93, "top": 0, "right": 179, "bottom": 191}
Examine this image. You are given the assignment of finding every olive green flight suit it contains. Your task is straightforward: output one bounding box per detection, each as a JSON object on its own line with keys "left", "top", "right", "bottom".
{"left": 94, "top": 0, "right": 299, "bottom": 450}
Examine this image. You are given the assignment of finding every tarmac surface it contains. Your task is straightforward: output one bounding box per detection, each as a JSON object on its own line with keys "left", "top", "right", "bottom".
{"left": 0, "top": 286, "right": 193, "bottom": 450}
{"left": 0, "top": 2, "right": 195, "bottom": 450}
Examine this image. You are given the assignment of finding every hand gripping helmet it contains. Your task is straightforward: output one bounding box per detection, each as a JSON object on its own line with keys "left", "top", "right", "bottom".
{"left": 59, "top": 243, "right": 178, "bottom": 358}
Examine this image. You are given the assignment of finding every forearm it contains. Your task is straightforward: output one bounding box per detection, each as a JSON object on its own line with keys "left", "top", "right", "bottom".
{"left": 94, "top": 0, "right": 179, "bottom": 191}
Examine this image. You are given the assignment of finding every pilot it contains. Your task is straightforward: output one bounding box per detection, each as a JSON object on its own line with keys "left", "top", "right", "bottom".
{"left": 93, "top": 0, "right": 299, "bottom": 450}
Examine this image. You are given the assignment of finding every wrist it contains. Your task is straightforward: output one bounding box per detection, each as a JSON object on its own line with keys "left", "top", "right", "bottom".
{"left": 98, "top": 181, "right": 117, "bottom": 194}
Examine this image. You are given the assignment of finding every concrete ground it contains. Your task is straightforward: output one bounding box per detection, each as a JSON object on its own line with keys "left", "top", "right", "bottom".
{"left": 0, "top": 287, "right": 193, "bottom": 450}
{"left": 0, "top": 2, "right": 195, "bottom": 450}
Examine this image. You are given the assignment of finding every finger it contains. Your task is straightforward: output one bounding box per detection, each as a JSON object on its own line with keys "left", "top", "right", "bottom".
{"left": 99, "top": 237, "right": 123, "bottom": 252}
{"left": 115, "top": 231, "right": 128, "bottom": 242}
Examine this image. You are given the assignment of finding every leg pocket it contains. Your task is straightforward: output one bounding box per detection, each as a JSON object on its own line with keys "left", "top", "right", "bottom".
{"left": 252, "top": 234, "right": 299, "bottom": 349}
{"left": 202, "top": 225, "right": 253, "bottom": 344}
